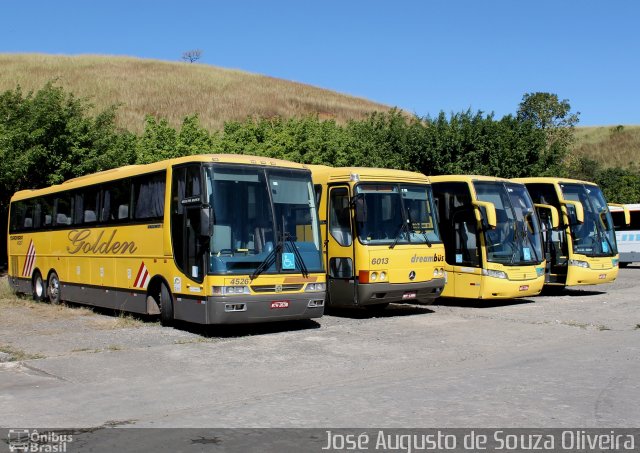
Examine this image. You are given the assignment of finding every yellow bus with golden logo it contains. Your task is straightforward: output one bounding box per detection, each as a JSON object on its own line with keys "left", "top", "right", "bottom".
{"left": 310, "top": 166, "right": 446, "bottom": 309}
{"left": 7, "top": 154, "right": 326, "bottom": 325}
{"left": 430, "top": 175, "right": 546, "bottom": 299}
{"left": 514, "top": 177, "right": 629, "bottom": 287}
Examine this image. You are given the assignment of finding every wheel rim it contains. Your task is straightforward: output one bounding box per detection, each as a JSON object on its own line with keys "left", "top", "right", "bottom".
{"left": 49, "top": 276, "right": 59, "bottom": 301}
{"left": 35, "top": 276, "right": 44, "bottom": 298}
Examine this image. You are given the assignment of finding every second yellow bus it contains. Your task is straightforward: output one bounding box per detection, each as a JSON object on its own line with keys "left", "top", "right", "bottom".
{"left": 311, "top": 166, "right": 446, "bottom": 309}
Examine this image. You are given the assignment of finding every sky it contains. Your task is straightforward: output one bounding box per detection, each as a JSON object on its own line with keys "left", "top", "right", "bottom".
{"left": 2, "top": 0, "right": 639, "bottom": 126}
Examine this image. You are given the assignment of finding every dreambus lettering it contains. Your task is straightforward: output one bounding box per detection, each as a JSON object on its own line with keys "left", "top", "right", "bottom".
{"left": 67, "top": 229, "right": 137, "bottom": 255}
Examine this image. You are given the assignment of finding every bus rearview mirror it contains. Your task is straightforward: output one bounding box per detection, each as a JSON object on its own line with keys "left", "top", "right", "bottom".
{"left": 473, "top": 200, "right": 497, "bottom": 229}
{"left": 200, "top": 206, "right": 212, "bottom": 237}
{"left": 534, "top": 203, "right": 559, "bottom": 229}
{"left": 353, "top": 194, "right": 367, "bottom": 223}
{"left": 608, "top": 203, "right": 631, "bottom": 226}
{"left": 562, "top": 200, "right": 584, "bottom": 224}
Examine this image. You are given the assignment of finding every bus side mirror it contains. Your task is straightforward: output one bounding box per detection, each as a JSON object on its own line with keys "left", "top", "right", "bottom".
{"left": 353, "top": 194, "right": 367, "bottom": 223}
{"left": 562, "top": 200, "right": 584, "bottom": 224}
{"left": 473, "top": 200, "right": 497, "bottom": 229}
{"left": 608, "top": 203, "right": 631, "bottom": 226}
{"left": 534, "top": 203, "right": 559, "bottom": 229}
{"left": 200, "top": 206, "right": 212, "bottom": 238}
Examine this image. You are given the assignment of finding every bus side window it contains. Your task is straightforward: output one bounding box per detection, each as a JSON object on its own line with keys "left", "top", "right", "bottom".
{"left": 102, "top": 179, "right": 131, "bottom": 222}
{"left": 133, "top": 172, "right": 166, "bottom": 220}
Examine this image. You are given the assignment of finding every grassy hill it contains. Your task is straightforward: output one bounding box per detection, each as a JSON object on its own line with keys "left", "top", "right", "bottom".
{"left": 0, "top": 53, "right": 390, "bottom": 133}
{"left": 571, "top": 125, "right": 640, "bottom": 169}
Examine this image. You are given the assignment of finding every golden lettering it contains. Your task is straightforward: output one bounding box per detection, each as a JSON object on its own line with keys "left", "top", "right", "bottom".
{"left": 67, "top": 229, "right": 137, "bottom": 255}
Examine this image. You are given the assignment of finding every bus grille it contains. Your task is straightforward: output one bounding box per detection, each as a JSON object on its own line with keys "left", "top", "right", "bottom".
{"left": 590, "top": 262, "right": 610, "bottom": 270}
{"left": 250, "top": 284, "right": 304, "bottom": 293}
{"left": 508, "top": 271, "right": 535, "bottom": 281}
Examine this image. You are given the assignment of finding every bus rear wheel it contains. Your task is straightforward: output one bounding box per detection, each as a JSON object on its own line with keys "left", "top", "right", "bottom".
{"left": 159, "top": 283, "right": 174, "bottom": 326}
{"left": 32, "top": 271, "right": 46, "bottom": 301}
{"left": 48, "top": 272, "right": 61, "bottom": 305}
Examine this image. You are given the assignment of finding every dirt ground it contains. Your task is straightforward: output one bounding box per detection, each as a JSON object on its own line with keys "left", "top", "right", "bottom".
{"left": 1, "top": 268, "right": 639, "bottom": 430}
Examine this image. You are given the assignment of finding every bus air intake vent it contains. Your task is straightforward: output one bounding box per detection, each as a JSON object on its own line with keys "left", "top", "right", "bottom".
{"left": 250, "top": 284, "right": 304, "bottom": 293}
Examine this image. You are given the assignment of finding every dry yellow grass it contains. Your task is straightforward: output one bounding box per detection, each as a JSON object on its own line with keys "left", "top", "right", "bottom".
{"left": 571, "top": 125, "right": 640, "bottom": 168}
{"left": 0, "top": 53, "right": 390, "bottom": 133}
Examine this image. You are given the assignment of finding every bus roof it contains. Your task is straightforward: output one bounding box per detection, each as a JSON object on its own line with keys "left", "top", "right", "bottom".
{"left": 309, "top": 165, "right": 429, "bottom": 184}
{"left": 10, "top": 154, "right": 311, "bottom": 201}
{"left": 430, "top": 174, "right": 517, "bottom": 184}
{"left": 512, "top": 176, "right": 598, "bottom": 186}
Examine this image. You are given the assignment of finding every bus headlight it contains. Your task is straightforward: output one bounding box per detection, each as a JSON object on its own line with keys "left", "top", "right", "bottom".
{"left": 379, "top": 271, "right": 387, "bottom": 281}
{"left": 211, "top": 286, "right": 250, "bottom": 295}
{"left": 482, "top": 269, "right": 508, "bottom": 279}
{"left": 612, "top": 258, "right": 619, "bottom": 267}
{"left": 370, "top": 272, "right": 378, "bottom": 282}
{"left": 569, "top": 259, "right": 590, "bottom": 269}
{"left": 536, "top": 267, "right": 545, "bottom": 277}
{"left": 305, "top": 282, "right": 326, "bottom": 292}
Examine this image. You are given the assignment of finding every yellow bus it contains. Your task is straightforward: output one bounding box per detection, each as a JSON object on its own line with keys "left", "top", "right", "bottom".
{"left": 7, "top": 154, "right": 326, "bottom": 325}
{"left": 310, "top": 166, "right": 446, "bottom": 309}
{"left": 515, "top": 177, "right": 628, "bottom": 287}
{"left": 430, "top": 175, "right": 545, "bottom": 299}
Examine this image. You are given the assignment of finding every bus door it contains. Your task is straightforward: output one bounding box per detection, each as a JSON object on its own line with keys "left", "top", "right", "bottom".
{"left": 326, "top": 185, "right": 356, "bottom": 305}
{"left": 171, "top": 165, "right": 208, "bottom": 283}
{"left": 449, "top": 206, "right": 482, "bottom": 298}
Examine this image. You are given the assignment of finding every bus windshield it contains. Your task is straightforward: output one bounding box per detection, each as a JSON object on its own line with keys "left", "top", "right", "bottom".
{"left": 354, "top": 183, "right": 440, "bottom": 246}
{"left": 474, "top": 181, "right": 543, "bottom": 266}
{"left": 205, "top": 165, "right": 323, "bottom": 275}
{"left": 560, "top": 183, "right": 617, "bottom": 257}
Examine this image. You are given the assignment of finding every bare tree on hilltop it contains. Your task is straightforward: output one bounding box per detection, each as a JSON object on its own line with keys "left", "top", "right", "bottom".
{"left": 182, "top": 49, "right": 203, "bottom": 63}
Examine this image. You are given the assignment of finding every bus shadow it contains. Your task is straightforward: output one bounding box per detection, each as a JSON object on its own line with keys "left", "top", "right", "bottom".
{"left": 64, "top": 303, "right": 322, "bottom": 338}
{"left": 325, "top": 303, "right": 434, "bottom": 320}
{"left": 433, "top": 297, "right": 536, "bottom": 308}
{"left": 175, "top": 318, "right": 322, "bottom": 338}
{"left": 541, "top": 287, "right": 606, "bottom": 297}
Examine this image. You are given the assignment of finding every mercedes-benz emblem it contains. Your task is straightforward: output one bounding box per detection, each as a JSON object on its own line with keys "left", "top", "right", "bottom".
{"left": 408, "top": 271, "right": 416, "bottom": 281}
{"left": 275, "top": 284, "right": 283, "bottom": 293}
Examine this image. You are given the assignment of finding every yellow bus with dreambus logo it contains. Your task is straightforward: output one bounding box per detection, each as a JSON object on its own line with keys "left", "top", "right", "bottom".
{"left": 310, "top": 166, "right": 446, "bottom": 309}
{"left": 514, "top": 177, "right": 629, "bottom": 288}
{"left": 7, "top": 154, "right": 326, "bottom": 325}
{"left": 430, "top": 175, "right": 546, "bottom": 299}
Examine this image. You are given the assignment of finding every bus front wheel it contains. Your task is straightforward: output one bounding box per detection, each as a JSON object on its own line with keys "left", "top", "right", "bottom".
{"left": 32, "top": 271, "right": 45, "bottom": 302}
{"left": 159, "top": 283, "right": 174, "bottom": 326}
{"left": 48, "top": 272, "right": 61, "bottom": 305}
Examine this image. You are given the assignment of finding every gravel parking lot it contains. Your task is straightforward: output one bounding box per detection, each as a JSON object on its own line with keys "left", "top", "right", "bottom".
{"left": 1, "top": 268, "right": 639, "bottom": 429}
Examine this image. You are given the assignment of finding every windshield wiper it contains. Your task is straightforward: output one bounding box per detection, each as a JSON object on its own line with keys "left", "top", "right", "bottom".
{"left": 250, "top": 242, "right": 282, "bottom": 280}
{"left": 283, "top": 233, "right": 309, "bottom": 277}
{"left": 407, "top": 209, "right": 432, "bottom": 247}
{"left": 389, "top": 218, "right": 410, "bottom": 249}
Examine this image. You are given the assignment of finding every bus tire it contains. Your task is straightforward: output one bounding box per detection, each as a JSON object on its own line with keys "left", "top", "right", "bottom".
{"left": 32, "top": 271, "right": 46, "bottom": 302}
{"left": 159, "top": 283, "right": 174, "bottom": 326}
{"left": 48, "top": 271, "right": 61, "bottom": 305}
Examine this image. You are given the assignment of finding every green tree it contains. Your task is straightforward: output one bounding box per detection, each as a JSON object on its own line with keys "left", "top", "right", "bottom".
{"left": 0, "top": 82, "right": 134, "bottom": 211}
{"left": 517, "top": 92, "right": 579, "bottom": 171}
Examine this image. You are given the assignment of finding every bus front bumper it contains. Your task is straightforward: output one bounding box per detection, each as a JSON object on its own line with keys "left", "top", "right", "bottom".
{"left": 357, "top": 278, "right": 446, "bottom": 306}
{"left": 566, "top": 265, "right": 618, "bottom": 286}
{"left": 479, "top": 276, "right": 545, "bottom": 299}
{"left": 175, "top": 291, "right": 326, "bottom": 324}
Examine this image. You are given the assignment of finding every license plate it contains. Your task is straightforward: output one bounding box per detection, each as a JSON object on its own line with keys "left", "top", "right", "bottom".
{"left": 599, "top": 274, "right": 606, "bottom": 279}
{"left": 519, "top": 285, "right": 529, "bottom": 291}
{"left": 402, "top": 292, "right": 417, "bottom": 300}
{"left": 270, "top": 300, "right": 289, "bottom": 309}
